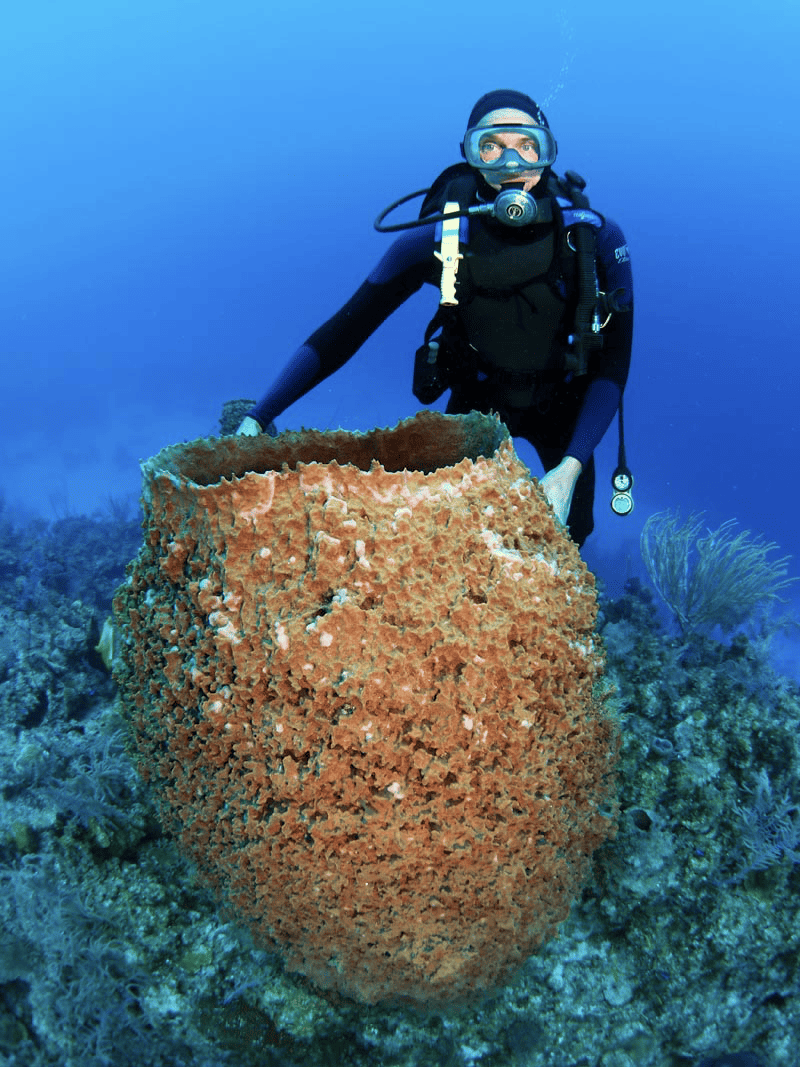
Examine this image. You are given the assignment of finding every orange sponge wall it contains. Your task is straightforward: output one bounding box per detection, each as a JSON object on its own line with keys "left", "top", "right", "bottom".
{"left": 113, "top": 411, "right": 618, "bottom": 1008}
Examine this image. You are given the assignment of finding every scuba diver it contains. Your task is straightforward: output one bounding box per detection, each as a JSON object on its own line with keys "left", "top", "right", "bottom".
{"left": 237, "top": 89, "right": 634, "bottom": 547}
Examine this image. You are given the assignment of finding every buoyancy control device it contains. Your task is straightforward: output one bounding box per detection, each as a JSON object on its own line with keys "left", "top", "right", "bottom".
{"left": 375, "top": 167, "right": 634, "bottom": 516}
{"left": 378, "top": 167, "right": 607, "bottom": 401}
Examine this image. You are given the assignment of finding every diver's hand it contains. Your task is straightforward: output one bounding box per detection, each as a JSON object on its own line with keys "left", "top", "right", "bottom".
{"left": 237, "top": 416, "right": 263, "bottom": 436}
{"left": 539, "top": 456, "right": 582, "bottom": 527}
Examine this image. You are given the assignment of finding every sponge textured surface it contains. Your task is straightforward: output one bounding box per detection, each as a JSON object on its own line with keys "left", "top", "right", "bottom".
{"left": 114, "top": 412, "right": 617, "bottom": 1007}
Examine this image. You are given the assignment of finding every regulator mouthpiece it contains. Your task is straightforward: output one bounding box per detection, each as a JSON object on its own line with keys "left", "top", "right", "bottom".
{"left": 491, "top": 187, "right": 539, "bottom": 227}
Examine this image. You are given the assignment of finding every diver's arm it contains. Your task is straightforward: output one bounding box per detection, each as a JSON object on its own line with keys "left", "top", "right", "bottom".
{"left": 563, "top": 218, "right": 634, "bottom": 465}
{"left": 564, "top": 379, "right": 625, "bottom": 466}
{"left": 244, "top": 227, "right": 435, "bottom": 431}
{"left": 244, "top": 344, "right": 322, "bottom": 431}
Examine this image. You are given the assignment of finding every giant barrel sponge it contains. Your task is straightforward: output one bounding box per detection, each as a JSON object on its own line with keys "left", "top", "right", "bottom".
{"left": 114, "top": 411, "right": 618, "bottom": 1007}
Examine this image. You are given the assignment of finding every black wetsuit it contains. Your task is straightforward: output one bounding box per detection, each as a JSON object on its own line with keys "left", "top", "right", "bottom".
{"left": 248, "top": 184, "right": 633, "bottom": 546}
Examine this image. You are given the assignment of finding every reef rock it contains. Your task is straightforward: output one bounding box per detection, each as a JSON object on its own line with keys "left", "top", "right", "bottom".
{"left": 113, "top": 411, "right": 618, "bottom": 1007}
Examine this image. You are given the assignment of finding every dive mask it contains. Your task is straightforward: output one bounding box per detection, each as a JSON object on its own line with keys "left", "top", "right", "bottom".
{"left": 462, "top": 124, "right": 558, "bottom": 178}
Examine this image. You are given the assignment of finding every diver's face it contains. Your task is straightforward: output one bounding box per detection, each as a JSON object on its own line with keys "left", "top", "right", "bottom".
{"left": 475, "top": 107, "right": 544, "bottom": 193}
{"left": 480, "top": 131, "right": 543, "bottom": 192}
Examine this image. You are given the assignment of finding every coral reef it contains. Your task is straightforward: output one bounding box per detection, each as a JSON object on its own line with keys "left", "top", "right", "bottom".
{"left": 640, "top": 510, "right": 796, "bottom": 637}
{"left": 0, "top": 460, "right": 797, "bottom": 1065}
{"left": 0, "top": 495, "right": 141, "bottom": 734}
{"left": 113, "top": 411, "right": 619, "bottom": 1007}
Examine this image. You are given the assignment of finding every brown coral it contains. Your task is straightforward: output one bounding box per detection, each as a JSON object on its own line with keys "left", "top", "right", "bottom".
{"left": 113, "top": 411, "right": 618, "bottom": 1007}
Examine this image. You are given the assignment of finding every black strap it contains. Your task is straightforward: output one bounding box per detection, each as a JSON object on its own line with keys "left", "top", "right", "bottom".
{"left": 423, "top": 305, "right": 455, "bottom": 344}
{"left": 477, "top": 364, "right": 564, "bottom": 389}
{"left": 418, "top": 165, "right": 477, "bottom": 219}
{"left": 565, "top": 222, "right": 603, "bottom": 377}
{"left": 617, "top": 395, "right": 627, "bottom": 471}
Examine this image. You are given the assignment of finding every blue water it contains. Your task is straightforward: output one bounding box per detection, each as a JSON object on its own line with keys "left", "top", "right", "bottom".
{"left": 1, "top": 0, "right": 798, "bottom": 643}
